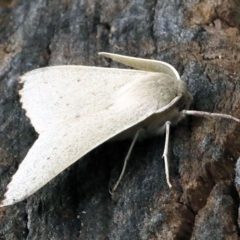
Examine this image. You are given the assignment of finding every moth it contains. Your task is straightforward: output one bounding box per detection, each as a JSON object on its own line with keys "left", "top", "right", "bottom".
{"left": 1, "top": 52, "right": 239, "bottom": 207}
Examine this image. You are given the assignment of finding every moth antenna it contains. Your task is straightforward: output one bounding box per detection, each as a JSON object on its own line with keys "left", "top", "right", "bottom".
{"left": 182, "top": 110, "right": 240, "bottom": 123}
{"left": 110, "top": 129, "right": 142, "bottom": 194}
{"left": 162, "top": 121, "right": 172, "bottom": 188}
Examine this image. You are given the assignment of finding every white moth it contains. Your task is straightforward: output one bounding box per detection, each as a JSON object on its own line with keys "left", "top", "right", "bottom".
{"left": 1, "top": 52, "right": 239, "bottom": 207}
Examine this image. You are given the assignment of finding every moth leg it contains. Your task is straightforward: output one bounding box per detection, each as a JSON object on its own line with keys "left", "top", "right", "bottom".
{"left": 183, "top": 110, "right": 240, "bottom": 123}
{"left": 110, "top": 128, "right": 142, "bottom": 194}
{"left": 162, "top": 121, "right": 172, "bottom": 188}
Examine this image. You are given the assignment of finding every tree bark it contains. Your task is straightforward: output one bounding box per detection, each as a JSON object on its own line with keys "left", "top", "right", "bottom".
{"left": 0, "top": 0, "right": 240, "bottom": 239}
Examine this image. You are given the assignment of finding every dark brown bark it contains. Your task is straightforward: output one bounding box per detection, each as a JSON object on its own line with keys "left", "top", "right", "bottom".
{"left": 0, "top": 0, "right": 240, "bottom": 239}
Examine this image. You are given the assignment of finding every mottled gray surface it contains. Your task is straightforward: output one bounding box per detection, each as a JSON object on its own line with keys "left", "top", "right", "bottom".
{"left": 0, "top": 0, "right": 240, "bottom": 239}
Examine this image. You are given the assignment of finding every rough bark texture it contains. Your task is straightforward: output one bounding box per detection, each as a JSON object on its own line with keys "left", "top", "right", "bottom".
{"left": 0, "top": 0, "right": 240, "bottom": 239}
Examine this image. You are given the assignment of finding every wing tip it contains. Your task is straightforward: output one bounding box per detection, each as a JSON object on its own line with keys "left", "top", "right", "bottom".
{"left": 0, "top": 188, "right": 20, "bottom": 207}
{"left": 0, "top": 197, "right": 14, "bottom": 207}
{"left": 0, "top": 197, "right": 24, "bottom": 207}
{"left": 0, "top": 166, "right": 31, "bottom": 207}
{"left": 98, "top": 51, "right": 106, "bottom": 55}
{"left": 0, "top": 183, "right": 29, "bottom": 207}
{"left": 98, "top": 52, "right": 111, "bottom": 58}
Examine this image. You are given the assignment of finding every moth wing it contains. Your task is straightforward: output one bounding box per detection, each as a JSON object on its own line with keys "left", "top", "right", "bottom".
{"left": 99, "top": 52, "right": 181, "bottom": 81}
{"left": 20, "top": 66, "right": 152, "bottom": 133}
{"left": 1, "top": 77, "right": 176, "bottom": 206}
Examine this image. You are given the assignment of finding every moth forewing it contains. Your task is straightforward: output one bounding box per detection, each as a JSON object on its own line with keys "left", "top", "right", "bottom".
{"left": 18, "top": 66, "right": 157, "bottom": 133}
{"left": 99, "top": 52, "right": 181, "bottom": 80}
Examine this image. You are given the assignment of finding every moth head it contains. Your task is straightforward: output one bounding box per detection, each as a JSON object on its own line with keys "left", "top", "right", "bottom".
{"left": 185, "top": 92, "right": 193, "bottom": 110}
{"left": 177, "top": 80, "right": 193, "bottom": 111}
